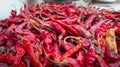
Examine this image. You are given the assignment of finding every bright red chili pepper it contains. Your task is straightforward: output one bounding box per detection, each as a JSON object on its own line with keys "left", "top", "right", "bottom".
{"left": 0, "top": 2, "right": 120, "bottom": 67}
{"left": 60, "top": 40, "right": 82, "bottom": 61}
{"left": 0, "top": 53, "right": 14, "bottom": 64}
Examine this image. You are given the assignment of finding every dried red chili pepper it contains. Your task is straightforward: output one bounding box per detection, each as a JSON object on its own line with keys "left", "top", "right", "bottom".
{"left": 72, "top": 25, "right": 91, "bottom": 37}
{"left": 14, "top": 42, "right": 25, "bottom": 65}
{"left": 64, "top": 58, "right": 80, "bottom": 67}
{"left": 77, "top": 50, "right": 85, "bottom": 67}
{"left": 61, "top": 18, "right": 77, "bottom": 25}
{"left": 53, "top": 41, "right": 62, "bottom": 61}
{"left": 23, "top": 56, "right": 30, "bottom": 67}
{"left": 0, "top": 62, "right": 9, "bottom": 67}
{"left": 0, "top": 2, "right": 120, "bottom": 67}
{"left": 89, "top": 19, "right": 108, "bottom": 33}
{"left": 60, "top": 40, "right": 82, "bottom": 61}
{"left": 34, "top": 42, "right": 43, "bottom": 55}
{"left": 23, "top": 38, "right": 42, "bottom": 67}
{"left": 53, "top": 20, "right": 79, "bottom": 36}
{"left": 61, "top": 40, "right": 74, "bottom": 51}
{"left": 49, "top": 21, "right": 67, "bottom": 38}
{"left": 0, "top": 53, "right": 14, "bottom": 64}
{"left": 86, "top": 55, "right": 98, "bottom": 67}
{"left": 84, "top": 14, "right": 96, "bottom": 29}
{"left": 92, "top": 54, "right": 109, "bottom": 67}
{"left": 10, "top": 10, "right": 17, "bottom": 18}
{"left": 43, "top": 33, "right": 53, "bottom": 55}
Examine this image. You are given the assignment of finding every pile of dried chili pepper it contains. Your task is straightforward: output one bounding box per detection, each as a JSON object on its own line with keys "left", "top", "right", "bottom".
{"left": 0, "top": 2, "right": 120, "bottom": 67}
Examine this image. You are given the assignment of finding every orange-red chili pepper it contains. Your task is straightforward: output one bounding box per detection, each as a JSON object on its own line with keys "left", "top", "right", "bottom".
{"left": 60, "top": 40, "right": 82, "bottom": 61}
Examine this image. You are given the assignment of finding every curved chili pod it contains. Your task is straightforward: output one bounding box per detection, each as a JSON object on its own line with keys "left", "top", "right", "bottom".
{"left": 53, "top": 20, "right": 79, "bottom": 36}
{"left": 23, "top": 38, "right": 42, "bottom": 67}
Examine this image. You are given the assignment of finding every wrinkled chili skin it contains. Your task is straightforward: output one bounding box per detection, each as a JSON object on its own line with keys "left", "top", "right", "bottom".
{"left": 65, "top": 58, "right": 80, "bottom": 67}
{"left": 77, "top": 50, "right": 86, "bottom": 67}
{"left": 14, "top": 42, "right": 25, "bottom": 65}
{"left": 0, "top": 2, "right": 120, "bottom": 67}
{"left": 23, "top": 38, "right": 42, "bottom": 67}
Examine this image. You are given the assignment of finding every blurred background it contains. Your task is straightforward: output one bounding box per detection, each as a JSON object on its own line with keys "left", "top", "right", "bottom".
{"left": 0, "top": 0, "right": 120, "bottom": 19}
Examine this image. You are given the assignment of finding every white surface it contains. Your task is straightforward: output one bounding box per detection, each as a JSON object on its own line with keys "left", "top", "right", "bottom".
{"left": 91, "top": 3, "right": 120, "bottom": 11}
{"left": 0, "top": 0, "right": 27, "bottom": 19}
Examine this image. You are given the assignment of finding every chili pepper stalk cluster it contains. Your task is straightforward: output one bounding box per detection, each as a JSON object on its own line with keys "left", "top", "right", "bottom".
{"left": 0, "top": 2, "right": 120, "bottom": 67}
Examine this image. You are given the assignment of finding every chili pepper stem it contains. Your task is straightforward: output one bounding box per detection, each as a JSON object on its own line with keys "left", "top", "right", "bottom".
{"left": 97, "top": 33, "right": 103, "bottom": 56}
{"left": 64, "top": 36, "right": 81, "bottom": 43}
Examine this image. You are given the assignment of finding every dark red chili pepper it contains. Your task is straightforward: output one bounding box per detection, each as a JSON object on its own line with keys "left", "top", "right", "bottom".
{"left": 60, "top": 40, "right": 82, "bottom": 61}
{"left": 23, "top": 56, "right": 30, "bottom": 67}
{"left": 10, "top": 10, "right": 17, "bottom": 18}
{"left": 115, "top": 29, "right": 120, "bottom": 37}
{"left": 53, "top": 20, "right": 79, "bottom": 36}
{"left": 86, "top": 55, "right": 98, "bottom": 67}
{"left": 4, "top": 17, "right": 24, "bottom": 23}
{"left": 108, "top": 60, "right": 120, "bottom": 67}
{"left": 116, "top": 41, "right": 120, "bottom": 54}
{"left": 104, "top": 45, "right": 119, "bottom": 63}
{"left": 39, "top": 57, "right": 53, "bottom": 67}
{"left": 23, "top": 38, "right": 42, "bottom": 67}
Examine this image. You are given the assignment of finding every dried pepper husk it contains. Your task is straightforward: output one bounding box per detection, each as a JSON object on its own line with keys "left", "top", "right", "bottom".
{"left": 0, "top": 2, "right": 120, "bottom": 67}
